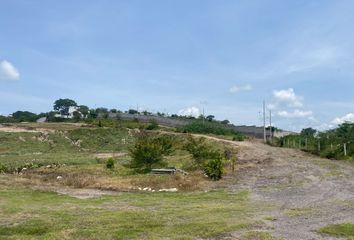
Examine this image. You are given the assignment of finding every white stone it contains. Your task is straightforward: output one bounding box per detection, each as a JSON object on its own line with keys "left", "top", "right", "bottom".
{"left": 158, "top": 188, "right": 178, "bottom": 192}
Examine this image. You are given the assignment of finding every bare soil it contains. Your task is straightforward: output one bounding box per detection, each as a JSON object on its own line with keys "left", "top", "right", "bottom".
{"left": 219, "top": 139, "right": 354, "bottom": 240}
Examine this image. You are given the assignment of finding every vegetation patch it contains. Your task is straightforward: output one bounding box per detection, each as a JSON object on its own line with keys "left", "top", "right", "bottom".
{"left": 240, "top": 231, "right": 283, "bottom": 240}
{"left": 0, "top": 185, "right": 269, "bottom": 239}
{"left": 316, "top": 223, "right": 354, "bottom": 238}
{"left": 285, "top": 208, "right": 313, "bottom": 217}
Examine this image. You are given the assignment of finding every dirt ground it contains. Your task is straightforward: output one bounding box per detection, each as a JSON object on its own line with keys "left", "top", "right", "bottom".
{"left": 1, "top": 124, "right": 353, "bottom": 239}
{"left": 218, "top": 139, "right": 354, "bottom": 240}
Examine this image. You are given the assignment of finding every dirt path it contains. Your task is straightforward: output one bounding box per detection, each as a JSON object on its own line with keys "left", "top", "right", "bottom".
{"left": 220, "top": 140, "right": 354, "bottom": 240}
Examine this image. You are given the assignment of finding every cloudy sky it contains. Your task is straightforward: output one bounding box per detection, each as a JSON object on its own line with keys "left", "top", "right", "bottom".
{"left": 1, "top": 0, "right": 354, "bottom": 131}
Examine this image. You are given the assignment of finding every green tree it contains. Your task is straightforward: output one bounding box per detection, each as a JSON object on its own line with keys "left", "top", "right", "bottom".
{"left": 129, "top": 132, "right": 165, "bottom": 171}
{"left": 72, "top": 111, "right": 82, "bottom": 121}
{"left": 128, "top": 109, "right": 138, "bottom": 114}
{"left": 221, "top": 119, "right": 230, "bottom": 125}
{"left": 78, "top": 105, "right": 89, "bottom": 117}
{"left": 300, "top": 128, "right": 317, "bottom": 137}
{"left": 53, "top": 98, "right": 77, "bottom": 111}
{"left": 206, "top": 115, "right": 215, "bottom": 122}
{"left": 12, "top": 111, "right": 38, "bottom": 122}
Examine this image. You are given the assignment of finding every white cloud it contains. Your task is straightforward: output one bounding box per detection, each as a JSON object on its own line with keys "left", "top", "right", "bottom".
{"left": 314, "top": 123, "right": 336, "bottom": 131}
{"left": 277, "top": 109, "right": 313, "bottom": 118}
{"left": 331, "top": 113, "right": 354, "bottom": 125}
{"left": 0, "top": 60, "right": 20, "bottom": 80}
{"left": 273, "top": 88, "right": 303, "bottom": 107}
{"left": 229, "top": 84, "right": 252, "bottom": 93}
{"left": 178, "top": 106, "right": 200, "bottom": 117}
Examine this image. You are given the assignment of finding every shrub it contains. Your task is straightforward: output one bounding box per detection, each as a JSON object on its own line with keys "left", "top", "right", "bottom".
{"left": 184, "top": 136, "right": 211, "bottom": 166}
{"left": 0, "top": 164, "right": 7, "bottom": 173}
{"left": 204, "top": 157, "right": 224, "bottom": 180}
{"left": 224, "top": 147, "right": 237, "bottom": 172}
{"left": 106, "top": 158, "right": 115, "bottom": 169}
{"left": 184, "top": 136, "right": 225, "bottom": 178}
{"left": 146, "top": 119, "right": 159, "bottom": 130}
{"left": 154, "top": 134, "right": 174, "bottom": 155}
{"left": 129, "top": 132, "right": 165, "bottom": 171}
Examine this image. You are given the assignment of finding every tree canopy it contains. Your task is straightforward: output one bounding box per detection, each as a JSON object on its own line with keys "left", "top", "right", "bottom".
{"left": 300, "top": 127, "right": 317, "bottom": 137}
{"left": 53, "top": 99, "right": 77, "bottom": 111}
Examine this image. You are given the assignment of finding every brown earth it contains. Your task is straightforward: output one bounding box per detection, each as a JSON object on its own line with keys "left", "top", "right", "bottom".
{"left": 217, "top": 139, "right": 354, "bottom": 240}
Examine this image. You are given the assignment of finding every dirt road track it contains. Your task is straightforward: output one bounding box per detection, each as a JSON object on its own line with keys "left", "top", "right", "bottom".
{"left": 221, "top": 140, "right": 354, "bottom": 240}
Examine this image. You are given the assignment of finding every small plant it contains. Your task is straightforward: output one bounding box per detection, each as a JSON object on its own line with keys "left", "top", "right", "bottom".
{"left": 106, "top": 158, "right": 115, "bottom": 169}
{"left": 224, "top": 147, "right": 237, "bottom": 172}
{"left": 146, "top": 119, "right": 159, "bottom": 130}
{"left": 0, "top": 164, "right": 7, "bottom": 173}
{"left": 204, "top": 157, "right": 224, "bottom": 180}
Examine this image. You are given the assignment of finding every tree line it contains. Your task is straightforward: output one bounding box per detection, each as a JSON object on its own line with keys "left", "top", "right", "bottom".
{"left": 272, "top": 124, "right": 354, "bottom": 160}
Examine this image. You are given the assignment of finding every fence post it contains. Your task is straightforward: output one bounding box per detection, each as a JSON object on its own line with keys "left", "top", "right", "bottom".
{"left": 344, "top": 143, "right": 347, "bottom": 156}
{"left": 318, "top": 141, "right": 321, "bottom": 152}
{"left": 305, "top": 138, "right": 308, "bottom": 150}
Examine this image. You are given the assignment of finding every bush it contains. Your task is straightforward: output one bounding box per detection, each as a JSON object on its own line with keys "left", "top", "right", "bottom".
{"left": 0, "top": 164, "right": 7, "bottom": 173}
{"left": 106, "top": 158, "right": 115, "bottom": 169}
{"left": 184, "top": 136, "right": 211, "bottom": 166}
{"left": 129, "top": 132, "right": 165, "bottom": 171}
{"left": 146, "top": 119, "right": 159, "bottom": 130}
{"left": 204, "top": 157, "right": 224, "bottom": 180}
{"left": 154, "top": 134, "right": 174, "bottom": 155}
{"left": 184, "top": 136, "right": 225, "bottom": 178}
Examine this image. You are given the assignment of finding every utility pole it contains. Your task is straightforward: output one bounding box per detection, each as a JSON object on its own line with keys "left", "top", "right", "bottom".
{"left": 269, "top": 109, "right": 272, "bottom": 143}
{"left": 202, "top": 107, "right": 205, "bottom": 124}
{"left": 263, "top": 100, "right": 267, "bottom": 143}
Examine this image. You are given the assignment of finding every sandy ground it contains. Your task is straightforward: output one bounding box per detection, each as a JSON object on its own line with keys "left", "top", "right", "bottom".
{"left": 219, "top": 140, "right": 354, "bottom": 240}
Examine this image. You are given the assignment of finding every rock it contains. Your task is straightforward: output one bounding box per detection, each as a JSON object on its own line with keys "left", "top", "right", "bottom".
{"left": 158, "top": 188, "right": 178, "bottom": 192}
{"left": 46, "top": 165, "right": 51, "bottom": 168}
{"left": 138, "top": 187, "right": 142, "bottom": 190}
{"left": 22, "top": 168, "right": 27, "bottom": 171}
{"left": 143, "top": 187, "right": 148, "bottom": 191}
{"left": 56, "top": 176, "right": 63, "bottom": 180}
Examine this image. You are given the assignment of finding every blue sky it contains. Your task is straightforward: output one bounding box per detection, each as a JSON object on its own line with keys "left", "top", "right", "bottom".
{"left": 1, "top": 0, "right": 354, "bottom": 131}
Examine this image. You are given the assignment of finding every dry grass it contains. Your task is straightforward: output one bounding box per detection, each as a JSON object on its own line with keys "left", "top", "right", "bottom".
{"left": 20, "top": 165, "right": 209, "bottom": 192}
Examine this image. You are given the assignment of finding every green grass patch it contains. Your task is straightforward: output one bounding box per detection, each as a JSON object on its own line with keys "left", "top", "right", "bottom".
{"left": 0, "top": 185, "right": 271, "bottom": 239}
{"left": 316, "top": 223, "right": 354, "bottom": 238}
{"left": 285, "top": 208, "right": 313, "bottom": 217}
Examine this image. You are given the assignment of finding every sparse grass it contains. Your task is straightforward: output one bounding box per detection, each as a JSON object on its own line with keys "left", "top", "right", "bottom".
{"left": 0, "top": 126, "right": 132, "bottom": 171}
{"left": 0, "top": 123, "right": 258, "bottom": 239}
{"left": 0, "top": 184, "right": 270, "bottom": 239}
{"left": 316, "top": 223, "right": 354, "bottom": 238}
{"left": 240, "top": 231, "right": 283, "bottom": 240}
{"left": 285, "top": 208, "right": 313, "bottom": 217}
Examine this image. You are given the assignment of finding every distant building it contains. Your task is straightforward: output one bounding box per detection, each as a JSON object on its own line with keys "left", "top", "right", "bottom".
{"left": 54, "top": 106, "right": 82, "bottom": 119}
{"left": 36, "top": 117, "right": 47, "bottom": 123}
